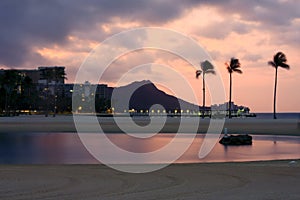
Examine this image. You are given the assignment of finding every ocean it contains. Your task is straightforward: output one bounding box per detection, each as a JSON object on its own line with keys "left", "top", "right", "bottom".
{"left": 255, "top": 113, "right": 300, "bottom": 119}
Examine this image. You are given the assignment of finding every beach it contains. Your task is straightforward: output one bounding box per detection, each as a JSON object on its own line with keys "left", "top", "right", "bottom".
{"left": 0, "top": 115, "right": 299, "bottom": 135}
{"left": 0, "top": 161, "right": 299, "bottom": 200}
{"left": 0, "top": 115, "right": 300, "bottom": 199}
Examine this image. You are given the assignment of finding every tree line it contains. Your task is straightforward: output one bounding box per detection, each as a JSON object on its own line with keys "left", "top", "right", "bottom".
{"left": 0, "top": 70, "right": 112, "bottom": 117}
{"left": 0, "top": 70, "right": 71, "bottom": 116}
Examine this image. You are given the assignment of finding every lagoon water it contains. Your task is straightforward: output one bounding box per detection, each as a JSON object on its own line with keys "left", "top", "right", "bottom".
{"left": 0, "top": 133, "right": 299, "bottom": 164}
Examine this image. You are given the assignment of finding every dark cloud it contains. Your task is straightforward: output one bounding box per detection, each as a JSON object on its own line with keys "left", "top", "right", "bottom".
{"left": 192, "top": 0, "right": 300, "bottom": 55}
{"left": 205, "top": 0, "right": 300, "bottom": 26}
{"left": 0, "top": 0, "right": 299, "bottom": 68}
{"left": 0, "top": 1, "right": 75, "bottom": 67}
{"left": 267, "top": 22, "right": 300, "bottom": 47}
{"left": 0, "top": 0, "right": 201, "bottom": 68}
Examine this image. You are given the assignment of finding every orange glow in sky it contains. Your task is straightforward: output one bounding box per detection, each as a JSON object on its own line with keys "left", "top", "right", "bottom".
{"left": 1, "top": 2, "right": 299, "bottom": 112}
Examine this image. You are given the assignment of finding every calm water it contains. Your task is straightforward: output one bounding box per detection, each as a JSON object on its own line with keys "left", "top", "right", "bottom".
{"left": 255, "top": 113, "right": 300, "bottom": 119}
{"left": 0, "top": 133, "right": 299, "bottom": 164}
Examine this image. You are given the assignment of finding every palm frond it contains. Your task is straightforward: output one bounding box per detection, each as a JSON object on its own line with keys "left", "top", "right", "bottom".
{"left": 206, "top": 69, "right": 216, "bottom": 75}
{"left": 271, "top": 51, "right": 290, "bottom": 70}
{"left": 226, "top": 57, "right": 242, "bottom": 74}
{"left": 226, "top": 66, "right": 232, "bottom": 73}
{"left": 274, "top": 52, "right": 287, "bottom": 63}
{"left": 200, "top": 60, "right": 214, "bottom": 72}
{"left": 196, "top": 70, "right": 202, "bottom": 79}
{"left": 279, "top": 63, "right": 290, "bottom": 69}
{"left": 233, "top": 68, "right": 243, "bottom": 74}
{"left": 232, "top": 65, "right": 241, "bottom": 70}
{"left": 230, "top": 57, "right": 240, "bottom": 68}
{"left": 268, "top": 61, "right": 276, "bottom": 68}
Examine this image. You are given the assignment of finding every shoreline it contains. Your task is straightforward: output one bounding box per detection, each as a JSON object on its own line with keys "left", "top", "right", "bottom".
{"left": 1, "top": 115, "right": 299, "bottom": 135}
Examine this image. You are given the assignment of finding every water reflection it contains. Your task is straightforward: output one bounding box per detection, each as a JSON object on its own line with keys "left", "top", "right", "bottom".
{"left": 0, "top": 133, "right": 98, "bottom": 164}
{"left": 0, "top": 133, "right": 299, "bottom": 164}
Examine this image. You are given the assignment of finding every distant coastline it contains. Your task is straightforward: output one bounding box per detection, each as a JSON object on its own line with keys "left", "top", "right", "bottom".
{"left": 1, "top": 112, "right": 299, "bottom": 119}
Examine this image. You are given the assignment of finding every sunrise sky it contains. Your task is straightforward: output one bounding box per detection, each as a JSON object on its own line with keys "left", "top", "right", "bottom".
{"left": 0, "top": 0, "right": 299, "bottom": 112}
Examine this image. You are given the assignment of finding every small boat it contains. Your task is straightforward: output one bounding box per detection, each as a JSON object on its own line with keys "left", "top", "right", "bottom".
{"left": 219, "top": 134, "right": 252, "bottom": 145}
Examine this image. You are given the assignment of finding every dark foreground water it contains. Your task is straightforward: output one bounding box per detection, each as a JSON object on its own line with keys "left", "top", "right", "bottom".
{"left": 0, "top": 133, "right": 299, "bottom": 164}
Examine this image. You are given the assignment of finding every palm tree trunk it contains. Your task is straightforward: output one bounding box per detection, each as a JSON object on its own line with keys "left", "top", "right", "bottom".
{"left": 5, "top": 91, "right": 8, "bottom": 116}
{"left": 45, "top": 81, "right": 49, "bottom": 117}
{"left": 53, "top": 82, "right": 57, "bottom": 117}
{"left": 202, "top": 73, "right": 205, "bottom": 118}
{"left": 229, "top": 72, "right": 232, "bottom": 119}
{"left": 273, "top": 67, "right": 278, "bottom": 119}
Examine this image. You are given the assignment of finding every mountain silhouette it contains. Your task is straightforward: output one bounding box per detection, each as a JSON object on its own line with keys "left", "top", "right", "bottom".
{"left": 112, "top": 80, "right": 200, "bottom": 113}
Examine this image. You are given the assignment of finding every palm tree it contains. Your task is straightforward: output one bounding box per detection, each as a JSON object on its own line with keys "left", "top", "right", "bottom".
{"left": 40, "top": 69, "right": 52, "bottom": 117}
{"left": 225, "top": 58, "right": 242, "bottom": 118}
{"left": 268, "top": 52, "right": 290, "bottom": 119}
{"left": 2, "top": 70, "right": 19, "bottom": 116}
{"left": 40, "top": 67, "right": 67, "bottom": 117}
{"left": 196, "top": 60, "right": 215, "bottom": 118}
{"left": 53, "top": 68, "right": 67, "bottom": 116}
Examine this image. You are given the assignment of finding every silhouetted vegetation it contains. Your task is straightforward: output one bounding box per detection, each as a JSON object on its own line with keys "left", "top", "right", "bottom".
{"left": 268, "top": 52, "right": 290, "bottom": 119}
{"left": 196, "top": 60, "right": 216, "bottom": 118}
{"left": 0, "top": 70, "right": 38, "bottom": 116}
{"left": 225, "top": 58, "right": 242, "bottom": 118}
{"left": 39, "top": 67, "right": 67, "bottom": 117}
{"left": 0, "top": 69, "right": 73, "bottom": 116}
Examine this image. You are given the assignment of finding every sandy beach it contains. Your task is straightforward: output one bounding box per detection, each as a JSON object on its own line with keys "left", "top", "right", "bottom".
{"left": 0, "top": 161, "right": 299, "bottom": 200}
{"left": 1, "top": 115, "right": 299, "bottom": 199}
{"left": 0, "top": 115, "right": 299, "bottom": 135}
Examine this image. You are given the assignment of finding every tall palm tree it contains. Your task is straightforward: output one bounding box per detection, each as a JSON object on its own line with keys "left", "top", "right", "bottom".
{"left": 268, "top": 52, "right": 290, "bottom": 119}
{"left": 40, "top": 67, "right": 67, "bottom": 117}
{"left": 2, "top": 70, "right": 19, "bottom": 116}
{"left": 196, "top": 60, "right": 215, "bottom": 118}
{"left": 53, "top": 68, "right": 67, "bottom": 116}
{"left": 225, "top": 58, "right": 242, "bottom": 118}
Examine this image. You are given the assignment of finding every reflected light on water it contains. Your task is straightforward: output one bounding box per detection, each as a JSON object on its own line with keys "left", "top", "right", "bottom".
{"left": 0, "top": 133, "right": 299, "bottom": 164}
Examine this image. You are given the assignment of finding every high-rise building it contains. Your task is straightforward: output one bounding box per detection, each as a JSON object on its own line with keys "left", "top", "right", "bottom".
{"left": 38, "top": 66, "right": 66, "bottom": 85}
{"left": 0, "top": 66, "right": 66, "bottom": 85}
